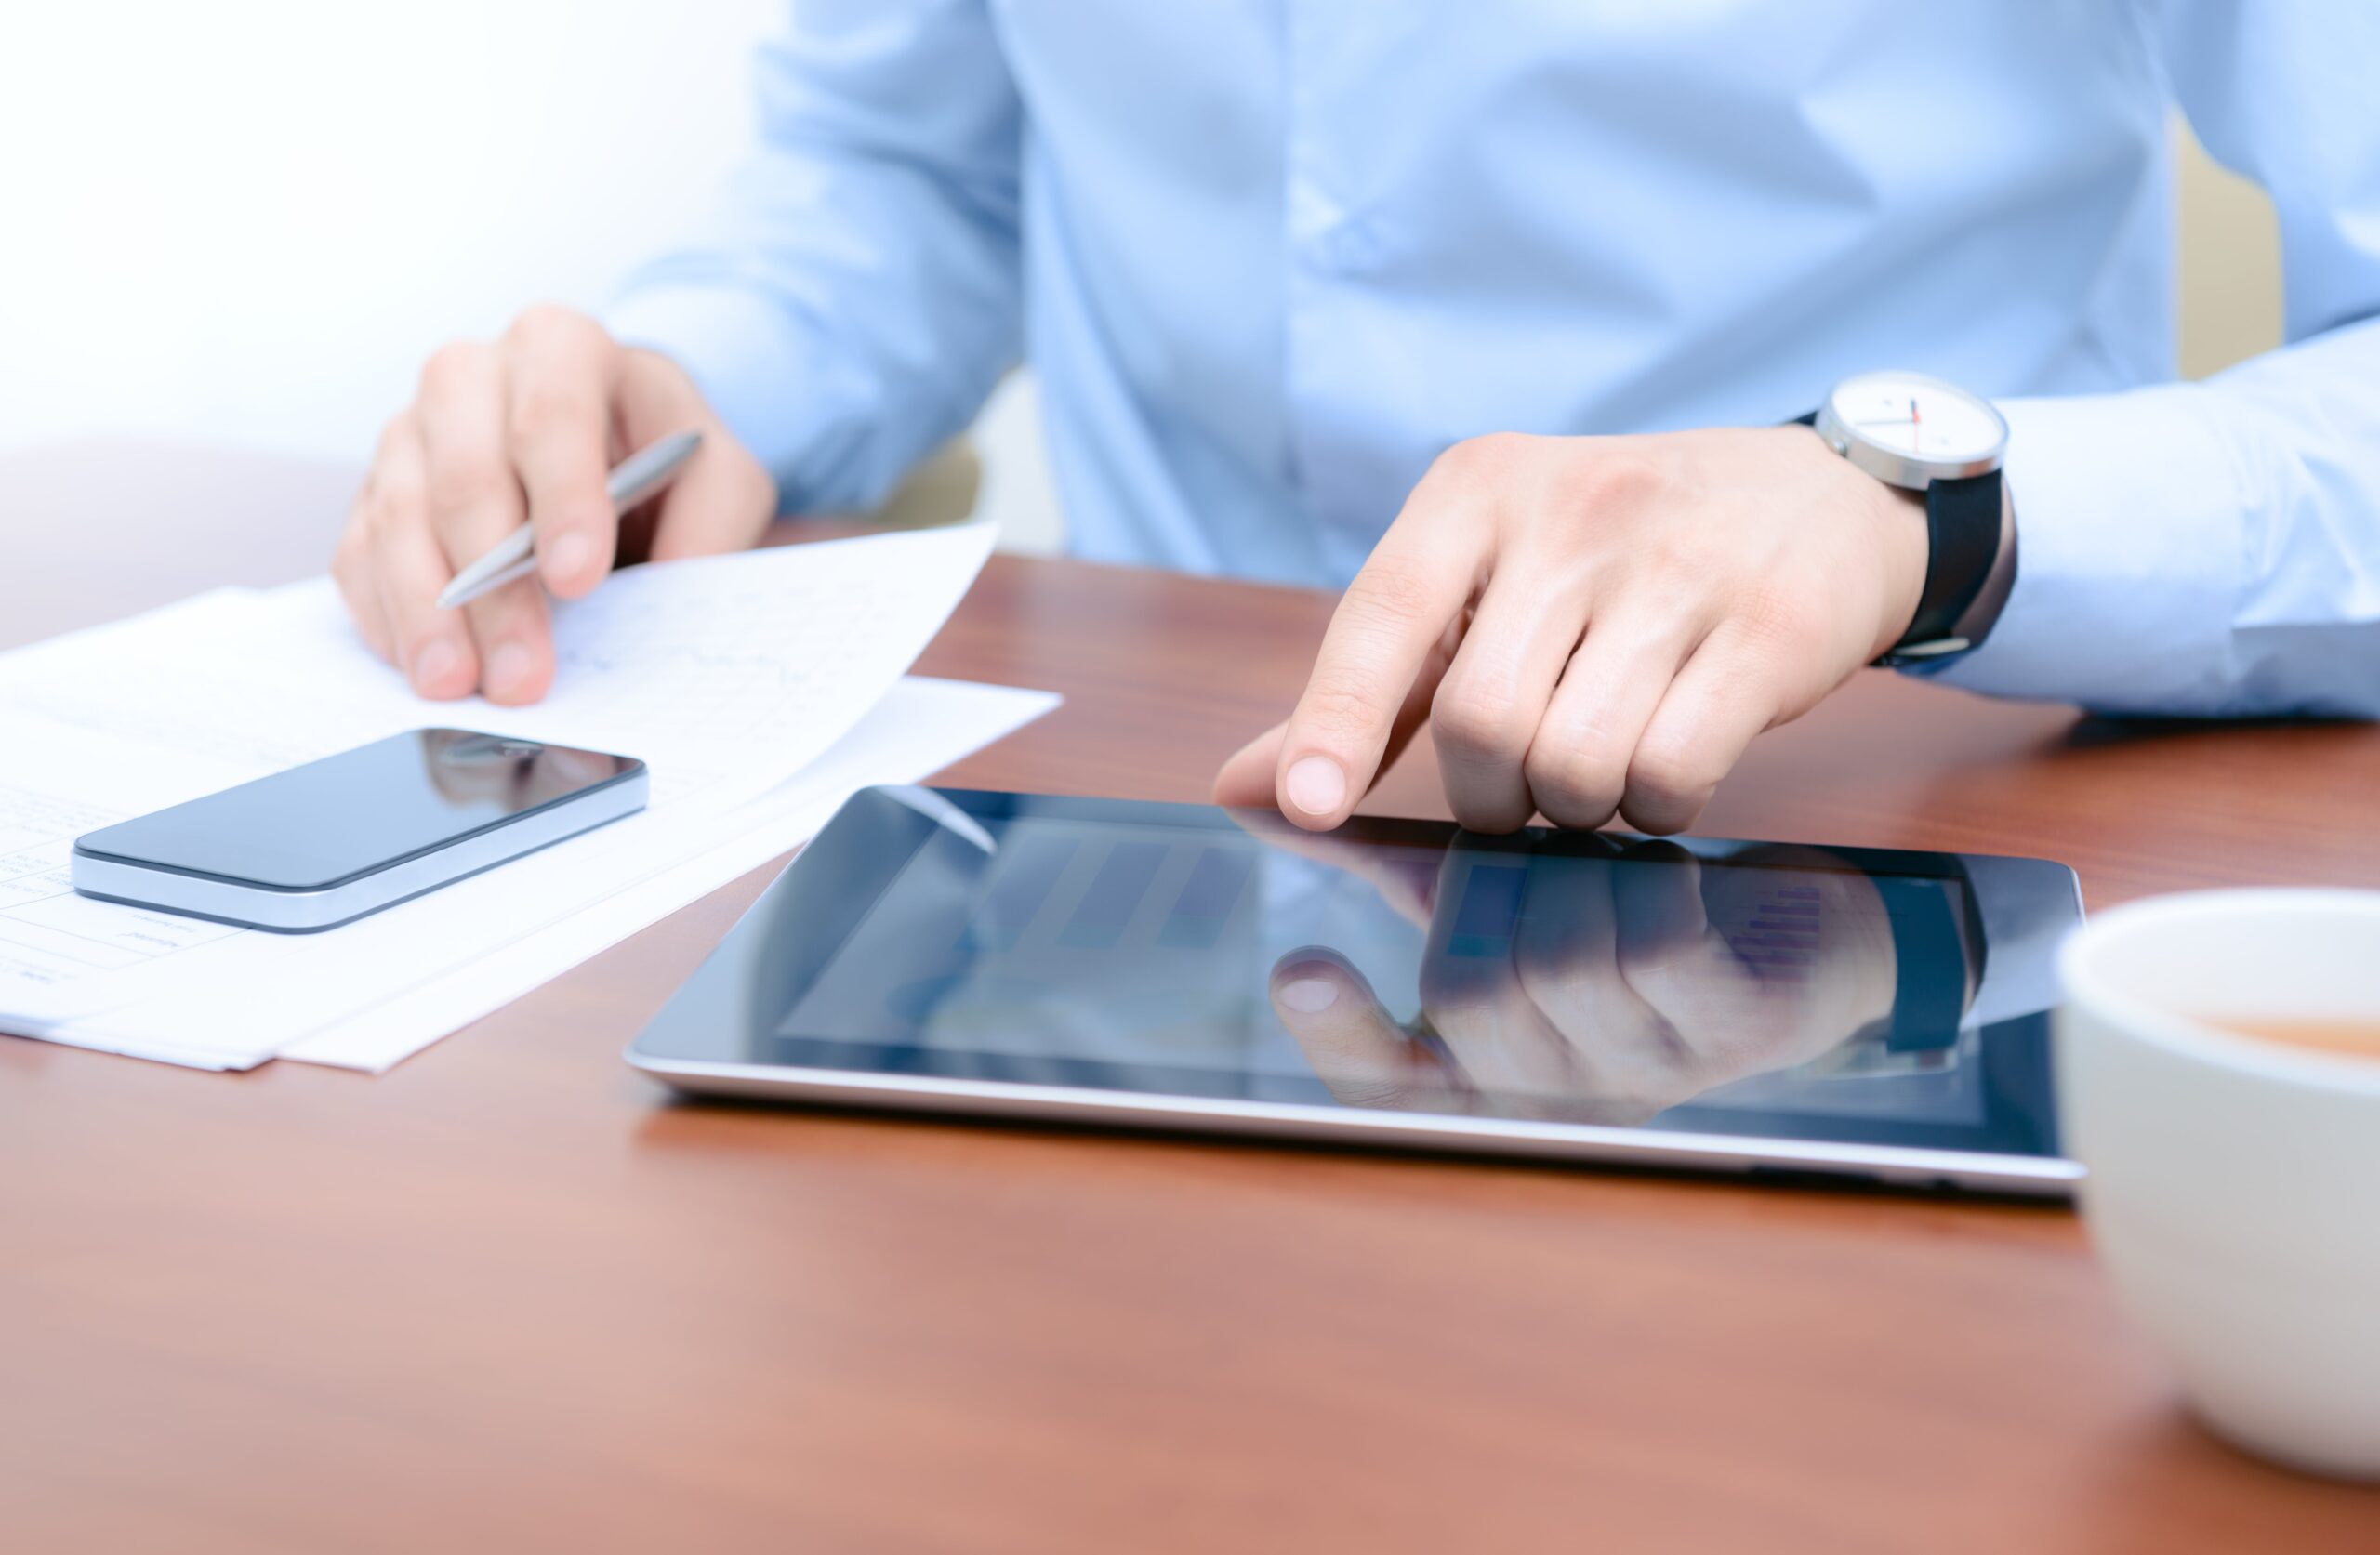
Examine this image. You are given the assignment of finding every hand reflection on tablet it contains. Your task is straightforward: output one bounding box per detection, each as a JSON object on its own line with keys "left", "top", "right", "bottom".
{"left": 1240, "top": 817, "right": 1908, "bottom": 1124}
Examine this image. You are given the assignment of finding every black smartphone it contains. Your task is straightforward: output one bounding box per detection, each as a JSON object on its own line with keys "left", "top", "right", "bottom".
{"left": 71, "top": 729, "right": 648, "bottom": 932}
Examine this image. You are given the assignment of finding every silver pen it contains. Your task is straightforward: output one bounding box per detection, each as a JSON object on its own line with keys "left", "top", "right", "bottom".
{"left": 435, "top": 428, "right": 704, "bottom": 610}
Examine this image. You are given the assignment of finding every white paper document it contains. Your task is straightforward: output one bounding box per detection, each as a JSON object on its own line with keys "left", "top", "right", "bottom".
{"left": 0, "top": 524, "right": 1058, "bottom": 1072}
{"left": 0, "top": 705, "right": 318, "bottom": 1025}
{"left": 0, "top": 522, "right": 998, "bottom": 817}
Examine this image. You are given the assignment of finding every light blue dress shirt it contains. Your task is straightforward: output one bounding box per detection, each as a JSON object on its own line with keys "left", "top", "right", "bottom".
{"left": 607, "top": 0, "right": 2380, "bottom": 718}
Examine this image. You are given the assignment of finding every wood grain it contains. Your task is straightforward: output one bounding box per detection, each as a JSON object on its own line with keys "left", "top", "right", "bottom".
{"left": 3, "top": 441, "right": 2376, "bottom": 1554}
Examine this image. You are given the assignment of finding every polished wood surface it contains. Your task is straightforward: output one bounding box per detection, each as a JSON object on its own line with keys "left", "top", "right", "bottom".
{"left": 4, "top": 441, "right": 2376, "bottom": 1553}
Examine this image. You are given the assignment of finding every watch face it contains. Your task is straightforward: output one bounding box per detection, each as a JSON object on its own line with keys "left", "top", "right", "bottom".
{"left": 1825, "top": 372, "right": 2007, "bottom": 467}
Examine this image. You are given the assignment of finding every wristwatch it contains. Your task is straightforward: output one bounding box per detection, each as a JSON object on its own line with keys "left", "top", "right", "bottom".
{"left": 1811, "top": 370, "right": 2008, "bottom": 665}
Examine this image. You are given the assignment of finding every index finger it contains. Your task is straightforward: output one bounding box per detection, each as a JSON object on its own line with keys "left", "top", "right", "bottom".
{"left": 1275, "top": 494, "right": 1482, "bottom": 830}
{"left": 503, "top": 306, "right": 620, "bottom": 600}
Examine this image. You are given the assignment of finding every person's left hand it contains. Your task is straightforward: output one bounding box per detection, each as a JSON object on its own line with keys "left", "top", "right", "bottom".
{"left": 1212, "top": 427, "right": 1927, "bottom": 834}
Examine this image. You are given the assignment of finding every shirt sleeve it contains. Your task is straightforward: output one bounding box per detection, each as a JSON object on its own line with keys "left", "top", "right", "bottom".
{"left": 1929, "top": 1, "right": 2380, "bottom": 718}
{"left": 602, "top": 0, "right": 1023, "bottom": 516}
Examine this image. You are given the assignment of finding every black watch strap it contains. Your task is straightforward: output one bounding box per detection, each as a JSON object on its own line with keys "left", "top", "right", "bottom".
{"left": 1897, "top": 469, "right": 2002, "bottom": 655}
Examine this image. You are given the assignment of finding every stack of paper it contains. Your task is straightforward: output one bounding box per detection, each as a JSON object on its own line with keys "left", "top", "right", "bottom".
{"left": 0, "top": 524, "right": 1058, "bottom": 1072}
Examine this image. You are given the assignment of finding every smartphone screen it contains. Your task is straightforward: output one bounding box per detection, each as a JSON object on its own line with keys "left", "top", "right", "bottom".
{"left": 75, "top": 730, "right": 644, "bottom": 890}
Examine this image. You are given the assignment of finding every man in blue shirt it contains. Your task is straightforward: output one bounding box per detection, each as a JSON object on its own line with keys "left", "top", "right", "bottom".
{"left": 332, "top": 1, "right": 2380, "bottom": 837}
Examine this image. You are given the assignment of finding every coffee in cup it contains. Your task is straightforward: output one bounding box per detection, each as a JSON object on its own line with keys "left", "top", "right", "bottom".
{"left": 2216, "top": 1017, "right": 2380, "bottom": 1062}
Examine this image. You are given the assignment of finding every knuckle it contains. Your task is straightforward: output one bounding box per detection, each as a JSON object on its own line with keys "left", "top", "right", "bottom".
{"left": 1729, "top": 583, "right": 1819, "bottom": 652}
{"left": 506, "top": 302, "right": 602, "bottom": 356}
{"left": 1341, "top": 557, "right": 1439, "bottom": 633}
{"left": 370, "top": 411, "right": 416, "bottom": 468}
{"left": 1466, "top": 429, "right": 1532, "bottom": 464}
{"left": 1622, "top": 786, "right": 1710, "bottom": 836}
{"left": 1431, "top": 684, "right": 1529, "bottom": 764}
{"left": 369, "top": 457, "right": 423, "bottom": 519}
{"left": 1425, "top": 440, "right": 1482, "bottom": 486}
{"left": 1297, "top": 679, "right": 1395, "bottom": 747}
{"left": 1626, "top": 736, "right": 1713, "bottom": 810}
{"left": 506, "top": 383, "right": 590, "bottom": 449}
{"left": 425, "top": 456, "right": 509, "bottom": 520}
{"left": 1430, "top": 431, "right": 1530, "bottom": 489}
{"left": 417, "top": 338, "right": 492, "bottom": 398}
{"left": 1640, "top": 525, "right": 1719, "bottom": 582}
{"left": 1524, "top": 741, "right": 1623, "bottom": 818}
{"left": 1567, "top": 447, "right": 1667, "bottom": 511}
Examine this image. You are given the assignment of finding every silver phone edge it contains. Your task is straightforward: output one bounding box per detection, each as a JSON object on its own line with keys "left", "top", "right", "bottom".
{"left": 70, "top": 771, "right": 650, "bottom": 931}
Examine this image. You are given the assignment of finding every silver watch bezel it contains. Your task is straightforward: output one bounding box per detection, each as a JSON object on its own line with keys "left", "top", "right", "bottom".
{"left": 1815, "top": 370, "right": 2008, "bottom": 491}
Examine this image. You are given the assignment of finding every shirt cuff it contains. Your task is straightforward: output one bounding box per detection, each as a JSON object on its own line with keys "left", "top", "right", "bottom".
{"left": 602, "top": 284, "right": 846, "bottom": 512}
{"left": 1924, "top": 386, "right": 2246, "bottom": 714}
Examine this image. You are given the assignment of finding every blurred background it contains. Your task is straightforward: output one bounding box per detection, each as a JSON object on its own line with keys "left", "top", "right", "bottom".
{"left": 0, "top": 1, "right": 2281, "bottom": 558}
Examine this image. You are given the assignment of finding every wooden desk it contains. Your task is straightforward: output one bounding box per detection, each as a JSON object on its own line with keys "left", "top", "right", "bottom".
{"left": 5, "top": 441, "right": 2376, "bottom": 1553}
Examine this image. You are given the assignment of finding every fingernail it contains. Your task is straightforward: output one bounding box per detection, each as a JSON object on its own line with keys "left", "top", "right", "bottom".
{"left": 549, "top": 533, "right": 593, "bottom": 586}
{"left": 485, "top": 641, "right": 535, "bottom": 701}
{"left": 1285, "top": 755, "right": 1346, "bottom": 817}
{"left": 412, "top": 639, "right": 460, "bottom": 694}
{"left": 1278, "top": 976, "right": 1340, "bottom": 1014}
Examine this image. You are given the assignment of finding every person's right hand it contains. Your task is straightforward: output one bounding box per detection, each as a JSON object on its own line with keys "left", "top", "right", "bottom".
{"left": 332, "top": 306, "right": 777, "bottom": 705}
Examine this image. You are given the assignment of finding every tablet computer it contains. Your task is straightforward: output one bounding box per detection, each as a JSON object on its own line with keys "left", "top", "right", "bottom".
{"left": 628, "top": 787, "right": 2084, "bottom": 1194}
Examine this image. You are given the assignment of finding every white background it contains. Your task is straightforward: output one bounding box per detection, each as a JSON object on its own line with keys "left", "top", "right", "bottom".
{"left": 0, "top": 0, "right": 1062, "bottom": 548}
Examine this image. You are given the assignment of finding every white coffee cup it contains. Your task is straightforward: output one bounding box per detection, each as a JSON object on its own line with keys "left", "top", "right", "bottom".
{"left": 2056, "top": 889, "right": 2380, "bottom": 1481}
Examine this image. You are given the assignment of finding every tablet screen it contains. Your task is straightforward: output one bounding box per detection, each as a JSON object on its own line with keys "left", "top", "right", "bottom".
{"left": 641, "top": 788, "right": 2071, "bottom": 1159}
